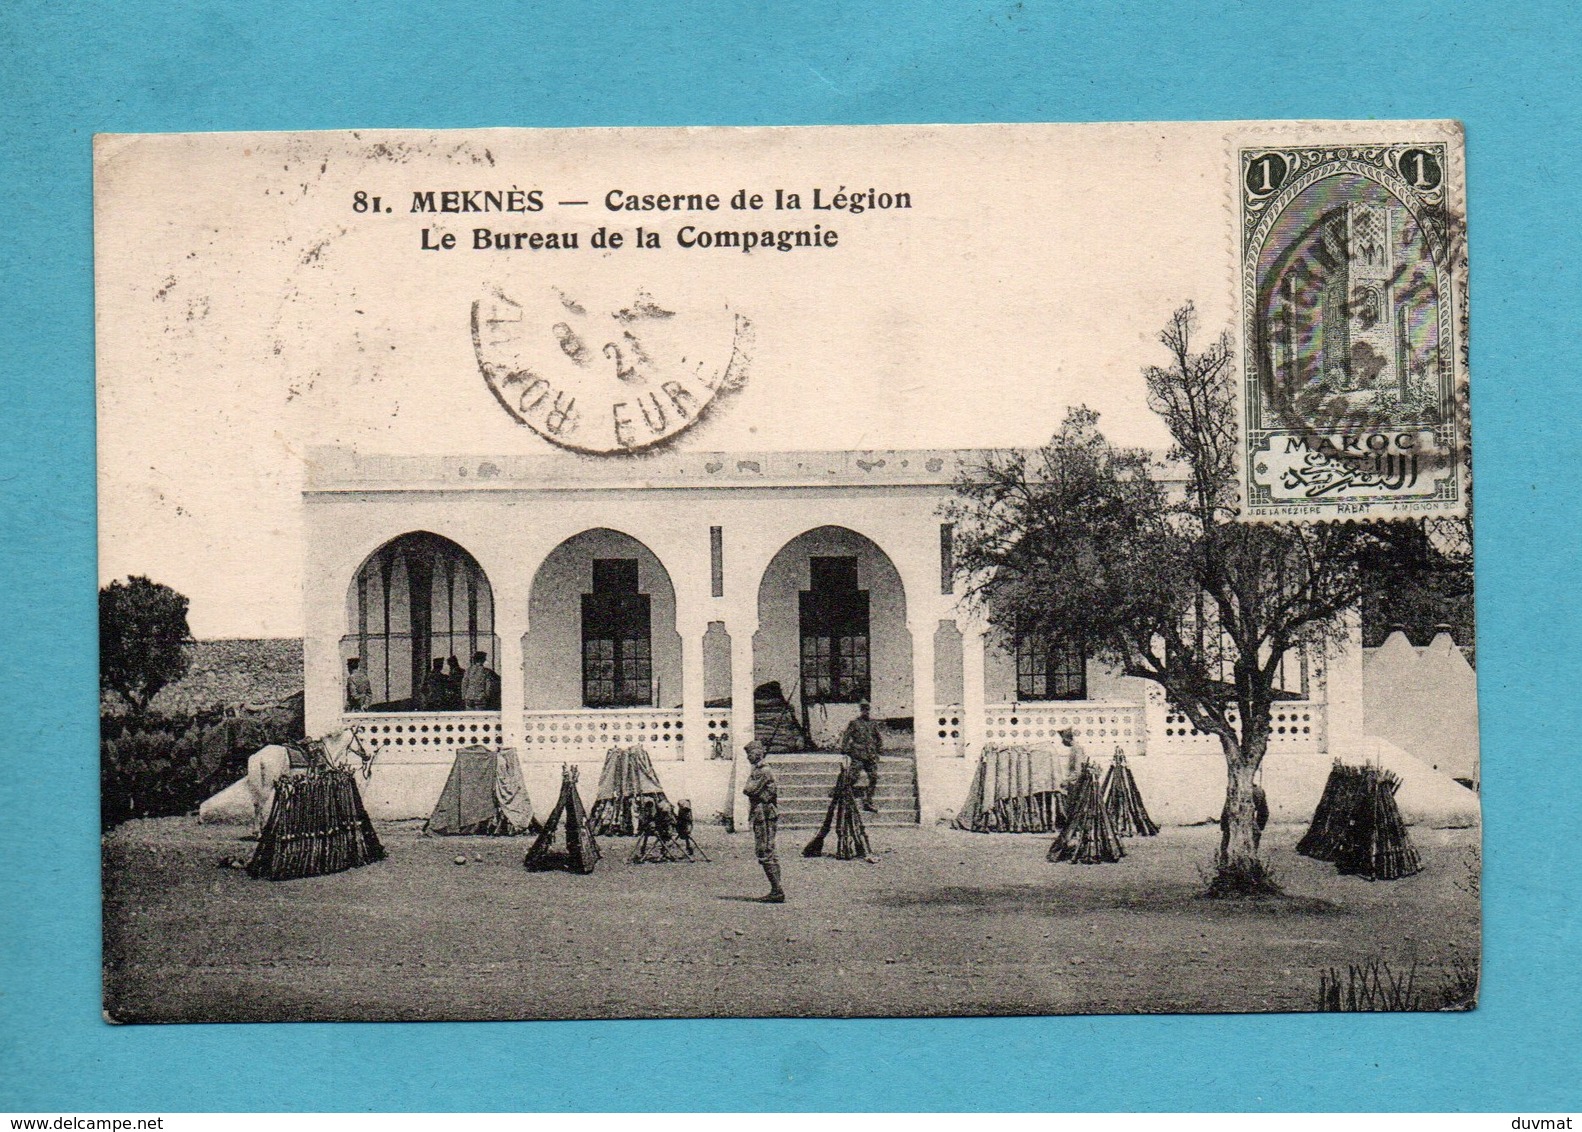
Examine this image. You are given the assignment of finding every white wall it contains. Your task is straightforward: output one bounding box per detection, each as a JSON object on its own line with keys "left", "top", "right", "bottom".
{"left": 1363, "top": 630, "right": 1480, "bottom": 784}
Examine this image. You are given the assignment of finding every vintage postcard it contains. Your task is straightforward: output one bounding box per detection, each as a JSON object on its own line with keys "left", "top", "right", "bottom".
{"left": 95, "top": 122, "right": 1480, "bottom": 1023}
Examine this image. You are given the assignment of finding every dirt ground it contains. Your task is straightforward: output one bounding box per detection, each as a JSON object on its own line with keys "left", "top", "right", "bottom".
{"left": 102, "top": 817, "right": 1480, "bottom": 1022}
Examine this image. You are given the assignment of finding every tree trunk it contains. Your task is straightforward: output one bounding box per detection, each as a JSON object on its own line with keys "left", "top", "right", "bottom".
{"left": 1210, "top": 727, "right": 1279, "bottom": 896}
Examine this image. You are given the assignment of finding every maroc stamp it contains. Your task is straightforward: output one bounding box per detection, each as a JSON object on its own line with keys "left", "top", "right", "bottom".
{"left": 1236, "top": 133, "right": 1468, "bottom": 520}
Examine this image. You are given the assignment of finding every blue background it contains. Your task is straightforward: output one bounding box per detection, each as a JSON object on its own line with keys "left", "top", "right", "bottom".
{"left": 3, "top": 0, "right": 1578, "bottom": 1112}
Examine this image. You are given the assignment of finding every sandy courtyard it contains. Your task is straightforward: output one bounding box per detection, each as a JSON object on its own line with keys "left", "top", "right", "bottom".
{"left": 102, "top": 818, "right": 1480, "bottom": 1023}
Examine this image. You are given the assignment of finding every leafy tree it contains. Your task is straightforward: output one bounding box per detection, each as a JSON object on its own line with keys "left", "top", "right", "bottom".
{"left": 100, "top": 576, "right": 193, "bottom": 714}
{"left": 948, "top": 304, "right": 1464, "bottom": 895}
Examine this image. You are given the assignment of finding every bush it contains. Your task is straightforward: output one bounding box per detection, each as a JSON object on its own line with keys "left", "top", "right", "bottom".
{"left": 100, "top": 727, "right": 209, "bottom": 826}
{"left": 99, "top": 700, "right": 301, "bottom": 829}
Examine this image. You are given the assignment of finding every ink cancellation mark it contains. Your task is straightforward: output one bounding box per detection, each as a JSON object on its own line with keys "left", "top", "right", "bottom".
{"left": 472, "top": 286, "right": 750, "bottom": 454}
{"left": 1236, "top": 141, "right": 1467, "bottom": 521}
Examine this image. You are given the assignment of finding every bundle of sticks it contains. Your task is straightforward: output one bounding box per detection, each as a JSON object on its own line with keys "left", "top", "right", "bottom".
{"left": 1337, "top": 766, "right": 1421, "bottom": 881}
{"left": 246, "top": 768, "right": 385, "bottom": 880}
{"left": 1296, "top": 760, "right": 1356, "bottom": 861}
{"left": 1297, "top": 762, "right": 1422, "bottom": 881}
{"left": 524, "top": 764, "right": 601, "bottom": 874}
{"left": 1047, "top": 761, "right": 1124, "bottom": 864}
{"left": 1101, "top": 751, "right": 1159, "bottom": 838}
{"left": 804, "top": 764, "right": 873, "bottom": 860}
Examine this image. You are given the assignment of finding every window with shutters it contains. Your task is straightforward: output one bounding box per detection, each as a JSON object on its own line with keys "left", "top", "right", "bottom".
{"left": 1015, "top": 635, "right": 1086, "bottom": 701}
{"left": 582, "top": 558, "right": 652, "bottom": 707}
{"left": 799, "top": 556, "right": 870, "bottom": 704}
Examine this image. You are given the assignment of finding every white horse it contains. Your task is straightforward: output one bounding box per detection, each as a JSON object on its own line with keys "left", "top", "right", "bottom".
{"left": 246, "top": 729, "right": 373, "bottom": 836}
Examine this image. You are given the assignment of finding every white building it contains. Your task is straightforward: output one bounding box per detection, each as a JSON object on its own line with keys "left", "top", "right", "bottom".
{"left": 303, "top": 445, "right": 1384, "bottom": 829}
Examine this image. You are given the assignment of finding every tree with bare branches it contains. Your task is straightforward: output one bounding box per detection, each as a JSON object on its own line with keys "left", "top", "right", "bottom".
{"left": 948, "top": 304, "right": 1466, "bottom": 894}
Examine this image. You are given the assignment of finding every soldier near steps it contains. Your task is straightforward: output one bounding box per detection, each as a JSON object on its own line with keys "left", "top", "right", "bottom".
{"left": 839, "top": 700, "right": 884, "bottom": 813}
{"left": 742, "top": 740, "right": 786, "bottom": 903}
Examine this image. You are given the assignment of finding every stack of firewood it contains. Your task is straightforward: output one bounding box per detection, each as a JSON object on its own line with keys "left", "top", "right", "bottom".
{"left": 1296, "top": 761, "right": 1357, "bottom": 860}
{"left": 1101, "top": 752, "right": 1158, "bottom": 838}
{"left": 1047, "top": 762, "right": 1124, "bottom": 864}
{"left": 1298, "top": 762, "right": 1421, "bottom": 881}
{"left": 246, "top": 768, "right": 385, "bottom": 881}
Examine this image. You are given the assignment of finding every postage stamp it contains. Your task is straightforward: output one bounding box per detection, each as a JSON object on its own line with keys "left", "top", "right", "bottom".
{"left": 1234, "top": 128, "right": 1468, "bottom": 521}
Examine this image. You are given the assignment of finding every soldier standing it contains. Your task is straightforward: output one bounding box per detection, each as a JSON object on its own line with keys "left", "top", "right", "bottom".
{"left": 345, "top": 657, "right": 373, "bottom": 711}
{"left": 839, "top": 700, "right": 884, "bottom": 813}
{"left": 461, "top": 650, "right": 497, "bottom": 710}
{"left": 419, "top": 657, "right": 448, "bottom": 711}
{"left": 1056, "top": 726, "right": 1086, "bottom": 784}
{"left": 742, "top": 740, "right": 785, "bottom": 903}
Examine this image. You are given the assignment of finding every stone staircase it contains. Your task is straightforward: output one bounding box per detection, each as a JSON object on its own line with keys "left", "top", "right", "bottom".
{"left": 766, "top": 753, "right": 920, "bottom": 828}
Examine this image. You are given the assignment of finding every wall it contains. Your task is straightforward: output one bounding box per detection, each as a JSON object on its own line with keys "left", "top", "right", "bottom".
{"left": 933, "top": 620, "right": 963, "bottom": 704}
{"left": 702, "top": 621, "right": 732, "bottom": 704}
{"left": 1363, "top": 630, "right": 1481, "bottom": 785}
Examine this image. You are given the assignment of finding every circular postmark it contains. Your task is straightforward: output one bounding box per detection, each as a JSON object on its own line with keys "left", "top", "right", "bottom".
{"left": 472, "top": 285, "right": 749, "bottom": 454}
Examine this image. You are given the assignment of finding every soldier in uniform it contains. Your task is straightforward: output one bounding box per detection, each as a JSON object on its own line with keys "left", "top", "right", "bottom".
{"left": 838, "top": 700, "right": 884, "bottom": 813}
{"left": 742, "top": 740, "right": 785, "bottom": 903}
{"left": 1056, "top": 726, "right": 1086, "bottom": 785}
{"left": 444, "top": 656, "right": 466, "bottom": 709}
{"left": 345, "top": 657, "right": 373, "bottom": 712}
{"left": 461, "top": 650, "right": 498, "bottom": 711}
{"left": 419, "top": 657, "right": 449, "bottom": 711}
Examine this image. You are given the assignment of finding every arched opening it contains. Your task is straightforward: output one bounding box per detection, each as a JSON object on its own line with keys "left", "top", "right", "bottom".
{"left": 524, "top": 529, "right": 682, "bottom": 712}
{"left": 753, "top": 525, "right": 912, "bottom": 750}
{"left": 342, "top": 531, "right": 498, "bottom": 711}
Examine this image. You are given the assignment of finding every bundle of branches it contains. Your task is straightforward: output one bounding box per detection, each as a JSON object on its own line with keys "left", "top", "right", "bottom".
{"left": 589, "top": 744, "right": 668, "bottom": 836}
{"left": 1296, "top": 761, "right": 1358, "bottom": 860}
{"left": 246, "top": 768, "right": 385, "bottom": 880}
{"left": 1335, "top": 766, "right": 1422, "bottom": 881}
{"left": 951, "top": 744, "right": 1065, "bottom": 833}
{"left": 804, "top": 764, "right": 873, "bottom": 860}
{"left": 1316, "top": 959, "right": 1422, "bottom": 1011}
{"left": 1101, "top": 752, "right": 1158, "bottom": 837}
{"left": 1047, "top": 762, "right": 1124, "bottom": 864}
{"left": 524, "top": 765, "right": 601, "bottom": 874}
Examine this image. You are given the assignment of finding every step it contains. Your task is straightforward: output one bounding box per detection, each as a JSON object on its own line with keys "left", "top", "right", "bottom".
{"left": 776, "top": 797, "right": 918, "bottom": 812}
{"left": 764, "top": 752, "right": 919, "bottom": 827}
{"left": 778, "top": 815, "right": 919, "bottom": 829}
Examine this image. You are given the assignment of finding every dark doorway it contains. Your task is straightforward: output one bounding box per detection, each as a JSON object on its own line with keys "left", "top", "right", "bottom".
{"left": 799, "top": 556, "right": 870, "bottom": 704}
{"left": 582, "top": 558, "right": 653, "bottom": 706}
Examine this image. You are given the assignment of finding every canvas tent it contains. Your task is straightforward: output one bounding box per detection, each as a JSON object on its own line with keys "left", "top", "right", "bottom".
{"left": 589, "top": 745, "right": 668, "bottom": 836}
{"left": 424, "top": 746, "right": 535, "bottom": 836}
{"left": 952, "top": 744, "right": 1066, "bottom": 833}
